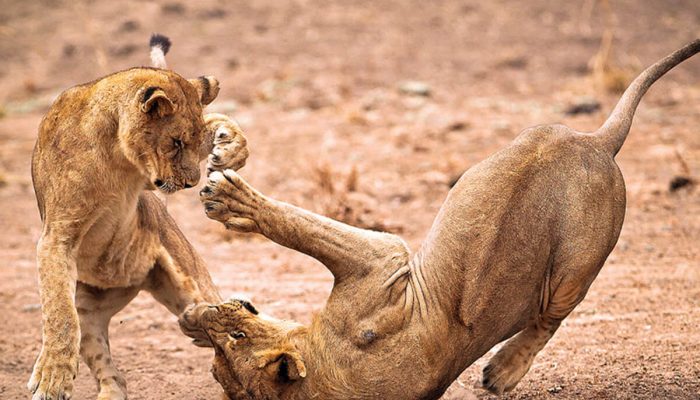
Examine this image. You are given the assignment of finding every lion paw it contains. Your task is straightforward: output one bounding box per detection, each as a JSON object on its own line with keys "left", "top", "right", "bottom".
{"left": 200, "top": 170, "right": 265, "bottom": 233}
{"left": 28, "top": 348, "right": 78, "bottom": 400}
{"left": 206, "top": 117, "right": 249, "bottom": 173}
{"left": 482, "top": 347, "right": 533, "bottom": 395}
{"left": 96, "top": 379, "right": 127, "bottom": 400}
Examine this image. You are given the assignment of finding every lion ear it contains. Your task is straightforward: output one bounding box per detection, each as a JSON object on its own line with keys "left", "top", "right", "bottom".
{"left": 141, "top": 86, "right": 175, "bottom": 117}
{"left": 256, "top": 349, "right": 307, "bottom": 382}
{"left": 189, "top": 76, "right": 220, "bottom": 106}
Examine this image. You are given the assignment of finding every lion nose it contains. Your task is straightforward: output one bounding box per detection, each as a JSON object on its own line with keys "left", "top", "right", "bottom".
{"left": 180, "top": 303, "right": 210, "bottom": 327}
{"left": 184, "top": 170, "right": 201, "bottom": 189}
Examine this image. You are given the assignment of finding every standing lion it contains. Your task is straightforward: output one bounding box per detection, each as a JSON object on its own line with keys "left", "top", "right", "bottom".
{"left": 28, "top": 35, "right": 247, "bottom": 400}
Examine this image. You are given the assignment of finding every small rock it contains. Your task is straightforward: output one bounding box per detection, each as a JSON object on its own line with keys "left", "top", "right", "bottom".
{"left": 496, "top": 56, "right": 528, "bottom": 69}
{"left": 547, "top": 385, "right": 563, "bottom": 394}
{"left": 564, "top": 97, "right": 601, "bottom": 115}
{"left": 669, "top": 176, "right": 694, "bottom": 192}
{"left": 118, "top": 20, "right": 139, "bottom": 32}
{"left": 198, "top": 8, "right": 227, "bottom": 19}
{"left": 22, "top": 303, "right": 41, "bottom": 312}
{"left": 399, "top": 81, "right": 431, "bottom": 97}
{"left": 161, "top": 2, "right": 185, "bottom": 14}
{"left": 444, "top": 121, "right": 469, "bottom": 132}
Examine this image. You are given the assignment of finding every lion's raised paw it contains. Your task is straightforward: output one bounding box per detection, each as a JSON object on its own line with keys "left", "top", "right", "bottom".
{"left": 200, "top": 170, "right": 264, "bottom": 233}
{"left": 205, "top": 115, "right": 249, "bottom": 173}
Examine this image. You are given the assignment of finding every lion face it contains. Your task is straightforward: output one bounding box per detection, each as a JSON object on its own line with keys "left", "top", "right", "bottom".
{"left": 121, "top": 73, "right": 219, "bottom": 193}
{"left": 179, "top": 300, "right": 306, "bottom": 399}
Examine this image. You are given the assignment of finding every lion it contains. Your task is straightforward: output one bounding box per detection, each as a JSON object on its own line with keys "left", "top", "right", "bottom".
{"left": 184, "top": 39, "right": 700, "bottom": 399}
{"left": 28, "top": 34, "right": 248, "bottom": 400}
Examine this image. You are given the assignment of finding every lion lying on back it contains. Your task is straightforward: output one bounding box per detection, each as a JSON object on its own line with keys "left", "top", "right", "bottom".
{"left": 183, "top": 39, "right": 699, "bottom": 399}
{"left": 28, "top": 35, "right": 248, "bottom": 400}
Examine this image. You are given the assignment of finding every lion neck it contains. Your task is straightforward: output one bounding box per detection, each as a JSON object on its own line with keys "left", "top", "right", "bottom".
{"left": 287, "top": 321, "right": 360, "bottom": 399}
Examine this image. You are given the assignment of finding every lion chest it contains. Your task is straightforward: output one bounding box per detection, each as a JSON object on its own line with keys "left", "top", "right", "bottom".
{"left": 76, "top": 209, "right": 161, "bottom": 288}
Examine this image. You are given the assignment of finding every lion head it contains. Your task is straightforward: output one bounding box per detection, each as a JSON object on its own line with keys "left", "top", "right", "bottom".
{"left": 179, "top": 300, "right": 306, "bottom": 400}
{"left": 119, "top": 72, "right": 219, "bottom": 193}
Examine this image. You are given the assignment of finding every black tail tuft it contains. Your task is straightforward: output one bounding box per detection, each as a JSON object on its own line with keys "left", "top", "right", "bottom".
{"left": 149, "top": 33, "right": 172, "bottom": 55}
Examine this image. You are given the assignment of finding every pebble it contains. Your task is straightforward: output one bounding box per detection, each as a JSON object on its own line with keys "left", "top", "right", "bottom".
{"left": 399, "top": 80, "right": 431, "bottom": 97}
{"left": 564, "top": 96, "right": 601, "bottom": 116}
{"left": 547, "top": 385, "right": 564, "bottom": 394}
{"left": 22, "top": 303, "right": 41, "bottom": 312}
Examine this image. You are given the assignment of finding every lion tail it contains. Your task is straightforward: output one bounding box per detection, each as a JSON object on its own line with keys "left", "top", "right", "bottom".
{"left": 594, "top": 38, "right": 700, "bottom": 156}
{"left": 149, "top": 33, "right": 172, "bottom": 69}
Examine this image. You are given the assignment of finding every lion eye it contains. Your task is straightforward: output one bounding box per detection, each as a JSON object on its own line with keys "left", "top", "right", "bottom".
{"left": 173, "top": 138, "right": 183, "bottom": 149}
{"left": 232, "top": 331, "right": 246, "bottom": 339}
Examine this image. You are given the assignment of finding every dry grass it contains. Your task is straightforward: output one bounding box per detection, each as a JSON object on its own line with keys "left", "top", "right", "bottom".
{"left": 587, "top": 1, "right": 636, "bottom": 94}
{"left": 589, "top": 29, "right": 636, "bottom": 94}
{"left": 310, "top": 162, "right": 401, "bottom": 233}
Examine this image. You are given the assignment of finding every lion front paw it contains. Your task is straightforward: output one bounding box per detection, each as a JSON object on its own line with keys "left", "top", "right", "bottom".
{"left": 200, "top": 170, "right": 265, "bottom": 233}
{"left": 205, "top": 116, "right": 249, "bottom": 173}
{"left": 28, "top": 347, "right": 78, "bottom": 400}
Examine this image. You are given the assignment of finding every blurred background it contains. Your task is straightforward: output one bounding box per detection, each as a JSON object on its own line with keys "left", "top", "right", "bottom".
{"left": 0, "top": 1, "right": 698, "bottom": 398}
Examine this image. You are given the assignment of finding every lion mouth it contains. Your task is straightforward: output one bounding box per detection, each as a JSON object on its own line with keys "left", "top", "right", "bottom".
{"left": 179, "top": 305, "right": 217, "bottom": 347}
{"left": 154, "top": 179, "right": 180, "bottom": 194}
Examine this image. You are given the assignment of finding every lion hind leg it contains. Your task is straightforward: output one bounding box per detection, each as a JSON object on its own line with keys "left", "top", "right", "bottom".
{"left": 482, "top": 276, "right": 595, "bottom": 395}
{"left": 77, "top": 283, "right": 139, "bottom": 400}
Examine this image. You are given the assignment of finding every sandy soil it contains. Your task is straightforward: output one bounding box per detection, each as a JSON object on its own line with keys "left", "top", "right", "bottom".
{"left": 0, "top": 1, "right": 699, "bottom": 399}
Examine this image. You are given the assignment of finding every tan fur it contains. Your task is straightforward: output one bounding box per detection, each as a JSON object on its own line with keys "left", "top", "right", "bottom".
{"left": 29, "top": 64, "right": 248, "bottom": 400}
{"left": 187, "top": 39, "right": 700, "bottom": 399}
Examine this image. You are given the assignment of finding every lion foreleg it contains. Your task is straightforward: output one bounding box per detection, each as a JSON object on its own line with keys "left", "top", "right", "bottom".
{"left": 76, "top": 283, "right": 139, "bottom": 400}
{"left": 29, "top": 232, "right": 81, "bottom": 400}
{"left": 200, "top": 169, "right": 410, "bottom": 280}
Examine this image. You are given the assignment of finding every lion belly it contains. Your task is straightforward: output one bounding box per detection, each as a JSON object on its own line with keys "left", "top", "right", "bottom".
{"left": 76, "top": 199, "right": 162, "bottom": 289}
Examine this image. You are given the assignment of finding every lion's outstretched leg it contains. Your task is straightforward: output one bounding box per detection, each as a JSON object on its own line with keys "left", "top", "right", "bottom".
{"left": 76, "top": 283, "right": 139, "bottom": 400}
{"left": 200, "top": 169, "right": 409, "bottom": 280}
{"left": 29, "top": 228, "right": 82, "bottom": 400}
{"left": 482, "top": 273, "right": 598, "bottom": 395}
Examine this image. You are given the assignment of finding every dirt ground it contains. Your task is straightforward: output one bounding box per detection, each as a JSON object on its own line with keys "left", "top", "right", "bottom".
{"left": 1, "top": 1, "right": 699, "bottom": 399}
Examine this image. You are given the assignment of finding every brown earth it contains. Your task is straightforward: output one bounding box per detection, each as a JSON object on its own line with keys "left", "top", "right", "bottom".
{"left": 0, "top": 1, "right": 699, "bottom": 399}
